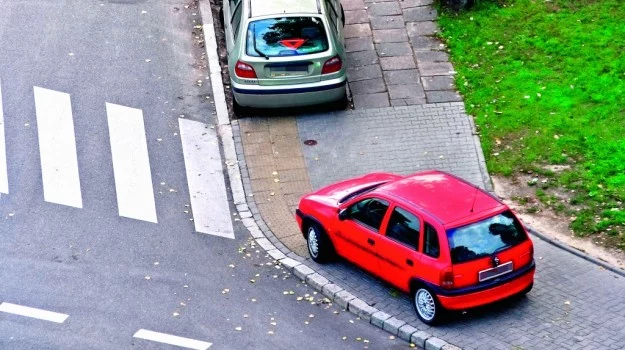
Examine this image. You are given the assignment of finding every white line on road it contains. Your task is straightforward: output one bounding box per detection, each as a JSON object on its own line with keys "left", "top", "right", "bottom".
{"left": 0, "top": 79, "right": 8, "bottom": 194}
{"left": 179, "top": 119, "right": 234, "bottom": 239}
{"left": 133, "top": 329, "right": 212, "bottom": 350}
{"left": 34, "top": 86, "right": 82, "bottom": 208}
{"left": 106, "top": 103, "right": 157, "bottom": 223}
{"left": 0, "top": 302, "right": 68, "bottom": 323}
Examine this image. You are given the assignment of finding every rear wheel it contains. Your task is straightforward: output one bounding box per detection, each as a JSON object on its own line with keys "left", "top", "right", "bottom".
{"left": 413, "top": 286, "right": 443, "bottom": 325}
{"left": 518, "top": 282, "right": 533, "bottom": 297}
{"left": 306, "top": 223, "right": 334, "bottom": 263}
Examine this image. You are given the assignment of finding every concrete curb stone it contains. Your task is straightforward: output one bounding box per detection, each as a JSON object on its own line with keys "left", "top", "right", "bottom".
{"left": 348, "top": 298, "right": 378, "bottom": 321}
{"left": 293, "top": 264, "right": 315, "bottom": 280}
{"left": 425, "top": 337, "right": 450, "bottom": 350}
{"left": 371, "top": 311, "right": 392, "bottom": 328}
{"left": 334, "top": 290, "right": 356, "bottom": 309}
{"left": 382, "top": 317, "right": 407, "bottom": 336}
{"left": 411, "top": 331, "right": 432, "bottom": 348}
{"left": 306, "top": 273, "right": 330, "bottom": 290}
{"left": 321, "top": 283, "right": 343, "bottom": 299}
{"left": 398, "top": 324, "right": 420, "bottom": 342}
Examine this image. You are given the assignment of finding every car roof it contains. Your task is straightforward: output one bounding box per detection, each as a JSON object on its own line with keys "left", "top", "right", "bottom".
{"left": 374, "top": 170, "right": 503, "bottom": 226}
{"left": 250, "top": 0, "right": 321, "bottom": 18}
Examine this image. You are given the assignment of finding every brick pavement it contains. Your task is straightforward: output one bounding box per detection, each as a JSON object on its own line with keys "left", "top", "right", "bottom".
{"left": 344, "top": 0, "right": 461, "bottom": 108}
{"left": 232, "top": 0, "right": 625, "bottom": 349}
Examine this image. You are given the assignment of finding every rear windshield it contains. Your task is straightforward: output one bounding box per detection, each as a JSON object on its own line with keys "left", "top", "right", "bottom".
{"left": 447, "top": 211, "right": 527, "bottom": 264}
{"left": 246, "top": 17, "right": 329, "bottom": 57}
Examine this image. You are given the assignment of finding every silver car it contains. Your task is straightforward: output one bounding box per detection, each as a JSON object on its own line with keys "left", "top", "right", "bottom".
{"left": 221, "top": 0, "right": 347, "bottom": 109}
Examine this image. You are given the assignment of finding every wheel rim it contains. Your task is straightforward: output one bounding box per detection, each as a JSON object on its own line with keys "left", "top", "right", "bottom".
{"left": 307, "top": 227, "right": 319, "bottom": 258}
{"left": 415, "top": 289, "right": 436, "bottom": 321}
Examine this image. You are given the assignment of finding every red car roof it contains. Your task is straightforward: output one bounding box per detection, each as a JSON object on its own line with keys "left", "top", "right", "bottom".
{"left": 374, "top": 170, "right": 503, "bottom": 226}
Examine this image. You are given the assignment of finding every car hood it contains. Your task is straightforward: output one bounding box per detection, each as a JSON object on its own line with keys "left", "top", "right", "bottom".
{"left": 307, "top": 172, "right": 403, "bottom": 205}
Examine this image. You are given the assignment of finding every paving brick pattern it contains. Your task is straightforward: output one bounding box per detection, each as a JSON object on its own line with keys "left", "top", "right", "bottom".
{"left": 297, "top": 103, "right": 489, "bottom": 190}
{"left": 343, "top": 0, "right": 457, "bottom": 108}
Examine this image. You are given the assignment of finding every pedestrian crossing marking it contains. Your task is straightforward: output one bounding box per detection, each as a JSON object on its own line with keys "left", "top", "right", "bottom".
{"left": 179, "top": 119, "right": 234, "bottom": 239}
{"left": 106, "top": 102, "right": 158, "bottom": 223}
{"left": 0, "top": 79, "right": 8, "bottom": 194}
{"left": 34, "top": 86, "right": 83, "bottom": 208}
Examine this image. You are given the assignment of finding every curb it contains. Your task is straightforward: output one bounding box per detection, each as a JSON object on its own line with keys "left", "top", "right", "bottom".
{"left": 197, "top": 1, "right": 460, "bottom": 349}
{"left": 527, "top": 226, "right": 625, "bottom": 278}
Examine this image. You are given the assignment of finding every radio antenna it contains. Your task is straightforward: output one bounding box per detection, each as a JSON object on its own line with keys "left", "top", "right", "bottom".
{"left": 470, "top": 186, "right": 479, "bottom": 213}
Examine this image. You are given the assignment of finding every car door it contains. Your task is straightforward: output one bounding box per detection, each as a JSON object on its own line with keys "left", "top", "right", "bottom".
{"left": 376, "top": 205, "right": 422, "bottom": 292}
{"left": 334, "top": 197, "right": 390, "bottom": 275}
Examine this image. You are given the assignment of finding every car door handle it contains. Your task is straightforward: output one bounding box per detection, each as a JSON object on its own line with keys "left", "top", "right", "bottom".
{"left": 367, "top": 238, "right": 375, "bottom": 246}
{"left": 406, "top": 259, "right": 414, "bottom": 266}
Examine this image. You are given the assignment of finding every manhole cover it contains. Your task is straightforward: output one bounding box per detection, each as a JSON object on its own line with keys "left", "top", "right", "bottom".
{"left": 303, "top": 140, "right": 317, "bottom": 146}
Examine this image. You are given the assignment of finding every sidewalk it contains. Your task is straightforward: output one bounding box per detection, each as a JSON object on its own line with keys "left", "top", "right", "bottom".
{"left": 222, "top": 1, "right": 625, "bottom": 350}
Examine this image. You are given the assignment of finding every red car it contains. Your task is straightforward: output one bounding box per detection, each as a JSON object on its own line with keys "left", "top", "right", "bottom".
{"left": 295, "top": 170, "right": 535, "bottom": 324}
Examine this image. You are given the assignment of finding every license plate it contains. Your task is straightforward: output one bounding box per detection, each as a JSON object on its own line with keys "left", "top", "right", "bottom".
{"left": 270, "top": 65, "right": 308, "bottom": 77}
{"left": 479, "top": 261, "right": 513, "bottom": 282}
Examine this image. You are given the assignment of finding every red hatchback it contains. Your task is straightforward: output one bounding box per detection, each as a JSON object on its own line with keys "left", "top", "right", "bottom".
{"left": 295, "top": 170, "right": 535, "bottom": 324}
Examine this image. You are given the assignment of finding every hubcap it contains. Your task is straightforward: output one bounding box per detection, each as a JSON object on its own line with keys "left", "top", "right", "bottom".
{"left": 415, "top": 289, "right": 436, "bottom": 321}
{"left": 307, "top": 227, "right": 319, "bottom": 258}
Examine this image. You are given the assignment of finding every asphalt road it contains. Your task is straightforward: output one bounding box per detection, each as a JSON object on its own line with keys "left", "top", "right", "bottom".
{"left": 0, "top": 1, "right": 405, "bottom": 349}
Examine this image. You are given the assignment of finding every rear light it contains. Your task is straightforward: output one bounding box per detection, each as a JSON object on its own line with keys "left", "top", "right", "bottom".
{"left": 234, "top": 60, "right": 257, "bottom": 79}
{"left": 440, "top": 266, "right": 454, "bottom": 290}
{"left": 322, "top": 55, "right": 342, "bottom": 74}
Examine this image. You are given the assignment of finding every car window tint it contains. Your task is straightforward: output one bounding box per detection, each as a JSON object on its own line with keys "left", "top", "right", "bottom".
{"left": 346, "top": 198, "right": 389, "bottom": 231}
{"left": 424, "top": 223, "right": 440, "bottom": 258}
{"left": 231, "top": 2, "right": 243, "bottom": 39}
{"left": 385, "top": 207, "right": 420, "bottom": 250}
{"left": 446, "top": 210, "right": 527, "bottom": 264}
{"left": 246, "top": 17, "right": 329, "bottom": 57}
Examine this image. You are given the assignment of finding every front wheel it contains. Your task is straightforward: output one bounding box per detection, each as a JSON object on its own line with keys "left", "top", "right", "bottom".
{"left": 413, "top": 287, "right": 443, "bottom": 325}
{"left": 306, "top": 223, "right": 334, "bottom": 263}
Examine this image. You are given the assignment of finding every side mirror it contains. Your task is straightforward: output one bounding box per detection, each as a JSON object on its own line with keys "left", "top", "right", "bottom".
{"left": 338, "top": 209, "right": 348, "bottom": 221}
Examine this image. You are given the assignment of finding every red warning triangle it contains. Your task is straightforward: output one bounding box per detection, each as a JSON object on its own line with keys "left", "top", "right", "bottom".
{"left": 279, "top": 39, "right": 307, "bottom": 50}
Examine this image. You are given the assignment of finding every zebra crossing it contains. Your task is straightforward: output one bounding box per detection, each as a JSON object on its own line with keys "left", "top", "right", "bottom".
{"left": 0, "top": 80, "right": 234, "bottom": 239}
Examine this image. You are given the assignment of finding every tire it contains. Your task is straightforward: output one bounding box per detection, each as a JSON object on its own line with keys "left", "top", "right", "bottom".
{"left": 413, "top": 286, "right": 444, "bottom": 325}
{"left": 306, "top": 223, "right": 334, "bottom": 263}
{"left": 232, "top": 97, "right": 249, "bottom": 117}
{"left": 218, "top": 8, "right": 225, "bottom": 29}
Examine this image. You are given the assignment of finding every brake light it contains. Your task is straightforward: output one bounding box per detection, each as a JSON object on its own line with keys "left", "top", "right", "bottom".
{"left": 322, "top": 55, "right": 342, "bottom": 74}
{"left": 235, "top": 60, "right": 257, "bottom": 79}
{"left": 440, "top": 266, "right": 454, "bottom": 290}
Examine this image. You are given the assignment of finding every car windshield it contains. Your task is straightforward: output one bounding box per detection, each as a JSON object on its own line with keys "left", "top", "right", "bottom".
{"left": 446, "top": 211, "right": 527, "bottom": 264}
{"left": 246, "top": 16, "right": 329, "bottom": 57}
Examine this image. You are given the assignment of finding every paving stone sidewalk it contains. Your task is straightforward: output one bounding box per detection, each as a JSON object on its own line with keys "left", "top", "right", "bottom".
{"left": 344, "top": 0, "right": 461, "bottom": 108}
{"left": 230, "top": 0, "right": 625, "bottom": 349}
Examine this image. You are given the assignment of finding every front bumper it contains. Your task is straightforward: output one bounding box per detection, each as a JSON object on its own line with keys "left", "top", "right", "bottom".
{"left": 232, "top": 77, "right": 347, "bottom": 108}
{"left": 437, "top": 261, "right": 535, "bottom": 310}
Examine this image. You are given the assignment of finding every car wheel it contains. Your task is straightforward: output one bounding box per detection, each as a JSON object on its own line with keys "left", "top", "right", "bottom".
{"left": 413, "top": 286, "right": 443, "bottom": 325}
{"left": 232, "top": 97, "right": 250, "bottom": 117}
{"left": 306, "top": 223, "right": 333, "bottom": 263}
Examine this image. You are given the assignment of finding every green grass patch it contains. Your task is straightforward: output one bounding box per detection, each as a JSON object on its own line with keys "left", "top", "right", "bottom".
{"left": 438, "top": 0, "right": 625, "bottom": 237}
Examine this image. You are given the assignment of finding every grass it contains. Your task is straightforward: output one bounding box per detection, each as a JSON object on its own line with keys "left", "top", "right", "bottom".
{"left": 437, "top": 0, "right": 625, "bottom": 246}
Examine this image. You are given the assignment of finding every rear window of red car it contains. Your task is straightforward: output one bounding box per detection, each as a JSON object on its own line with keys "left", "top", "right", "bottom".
{"left": 246, "top": 17, "right": 329, "bottom": 57}
{"left": 446, "top": 211, "right": 527, "bottom": 264}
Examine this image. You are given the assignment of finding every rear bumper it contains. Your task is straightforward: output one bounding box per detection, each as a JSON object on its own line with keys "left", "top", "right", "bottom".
{"left": 232, "top": 77, "right": 347, "bottom": 108}
{"left": 437, "top": 261, "right": 535, "bottom": 310}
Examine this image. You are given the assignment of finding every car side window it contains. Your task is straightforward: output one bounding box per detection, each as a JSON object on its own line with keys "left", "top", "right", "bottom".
{"left": 324, "top": 0, "right": 339, "bottom": 34}
{"left": 231, "top": 0, "right": 243, "bottom": 39}
{"left": 423, "top": 223, "right": 440, "bottom": 258}
{"left": 385, "top": 207, "right": 420, "bottom": 250}
{"left": 346, "top": 198, "right": 389, "bottom": 231}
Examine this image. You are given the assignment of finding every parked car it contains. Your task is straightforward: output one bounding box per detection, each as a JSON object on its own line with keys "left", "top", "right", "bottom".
{"left": 295, "top": 170, "right": 535, "bottom": 324}
{"left": 220, "top": 0, "right": 347, "bottom": 109}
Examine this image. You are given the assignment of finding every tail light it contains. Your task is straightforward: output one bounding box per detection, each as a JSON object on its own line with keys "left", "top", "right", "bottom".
{"left": 235, "top": 60, "right": 257, "bottom": 79}
{"left": 322, "top": 55, "right": 342, "bottom": 74}
{"left": 440, "top": 266, "right": 454, "bottom": 290}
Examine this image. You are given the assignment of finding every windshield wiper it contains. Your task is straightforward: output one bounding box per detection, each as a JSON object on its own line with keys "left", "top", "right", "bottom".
{"left": 252, "top": 24, "right": 269, "bottom": 60}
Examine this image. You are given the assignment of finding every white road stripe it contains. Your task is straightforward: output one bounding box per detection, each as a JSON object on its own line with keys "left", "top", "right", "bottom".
{"left": 106, "top": 103, "right": 157, "bottom": 223}
{"left": 179, "top": 119, "right": 234, "bottom": 239}
{"left": 34, "top": 86, "right": 82, "bottom": 208}
{"left": 0, "top": 79, "right": 8, "bottom": 194}
{"left": 0, "top": 302, "right": 68, "bottom": 323}
{"left": 133, "top": 329, "right": 212, "bottom": 350}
